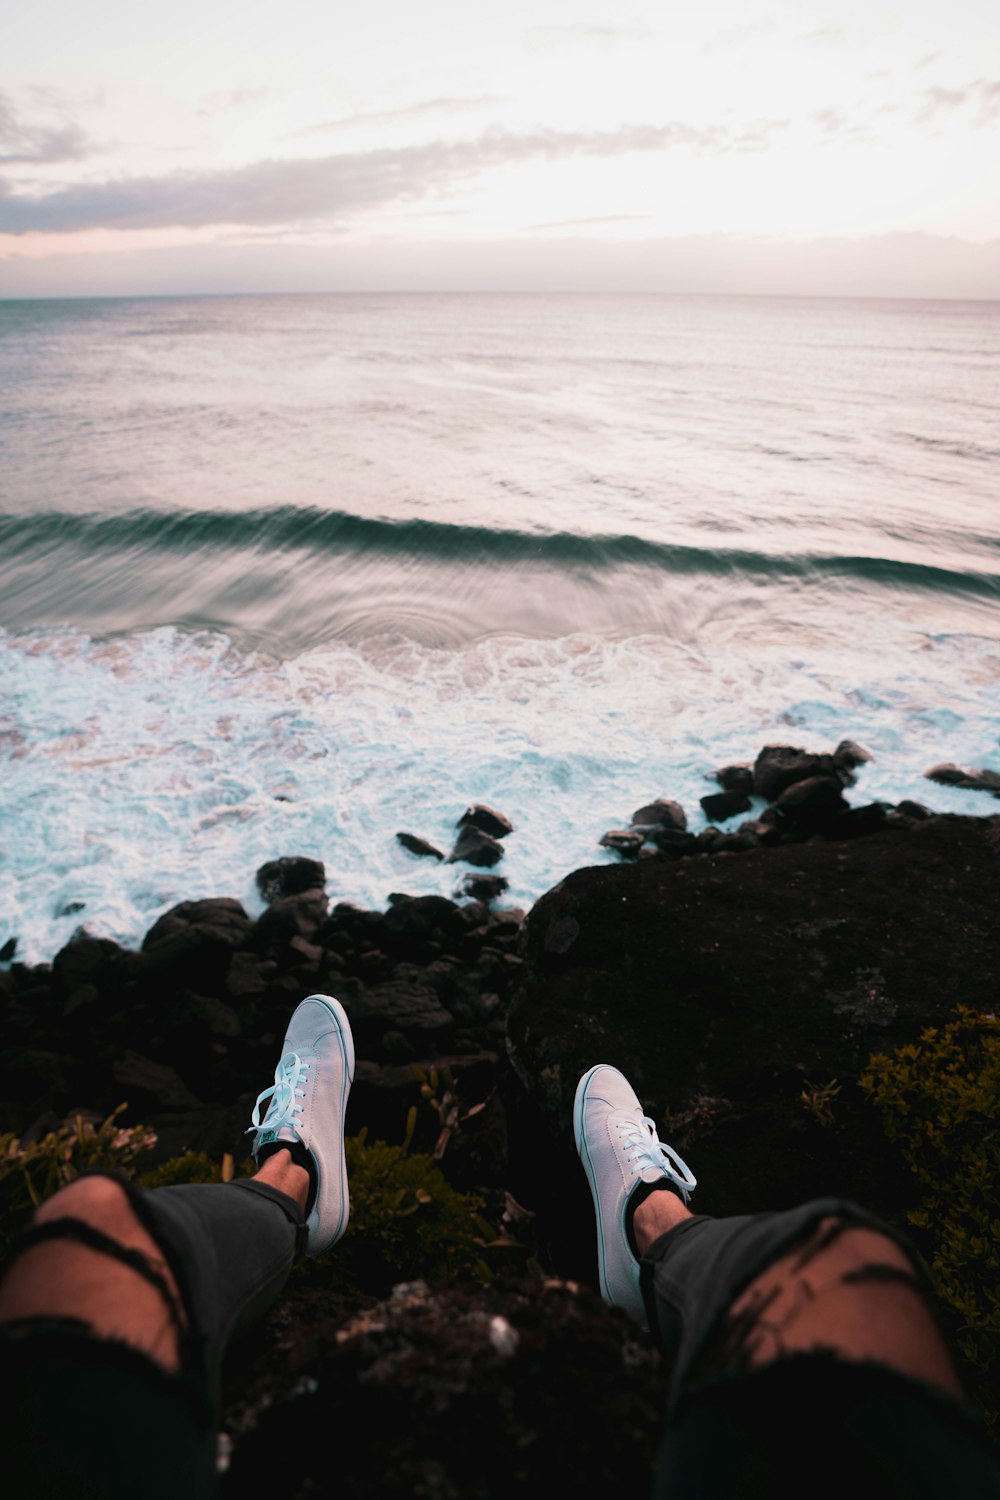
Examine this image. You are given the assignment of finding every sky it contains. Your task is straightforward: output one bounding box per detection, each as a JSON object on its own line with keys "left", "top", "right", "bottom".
{"left": 1, "top": 0, "right": 999, "bottom": 297}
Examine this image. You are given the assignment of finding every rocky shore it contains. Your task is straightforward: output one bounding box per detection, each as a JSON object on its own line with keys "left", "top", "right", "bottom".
{"left": 1, "top": 744, "right": 998, "bottom": 1493}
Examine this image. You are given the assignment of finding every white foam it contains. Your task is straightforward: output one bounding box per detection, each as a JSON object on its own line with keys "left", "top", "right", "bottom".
{"left": 1, "top": 623, "right": 998, "bottom": 966}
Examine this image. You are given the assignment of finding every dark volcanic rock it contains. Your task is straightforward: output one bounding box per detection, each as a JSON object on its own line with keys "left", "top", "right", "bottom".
{"left": 924, "top": 763, "right": 1000, "bottom": 798}
{"left": 712, "top": 765, "right": 754, "bottom": 795}
{"left": 699, "top": 790, "right": 752, "bottom": 823}
{"left": 630, "top": 798, "right": 687, "bottom": 832}
{"left": 141, "top": 900, "right": 253, "bottom": 993}
{"left": 113, "top": 1049, "right": 202, "bottom": 1110}
{"left": 752, "top": 744, "right": 845, "bottom": 800}
{"left": 255, "top": 857, "right": 326, "bottom": 904}
{"left": 254, "top": 890, "right": 329, "bottom": 951}
{"left": 834, "top": 739, "right": 873, "bottom": 770}
{"left": 457, "top": 804, "right": 514, "bottom": 839}
{"left": 396, "top": 832, "right": 445, "bottom": 861}
{"left": 448, "top": 827, "right": 505, "bottom": 867}
{"left": 771, "top": 775, "right": 848, "bottom": 833}
{"left": 599, "top": 829, "right": 645, "bottom": 858}
{"left": 506, "top": 814, "right": 1000, "bottom": 1280}
{"left": 347, "top": 979, "right": 454, "bottom": 1034}
{"left": 460, "top": 873, "right": 509, "bottom": 901}
{"left": 652, "top": 827, "right": 698, "bottom": 857}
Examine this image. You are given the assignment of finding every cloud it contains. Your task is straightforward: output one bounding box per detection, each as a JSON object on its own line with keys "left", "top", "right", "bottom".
{"left": 290, "top": 97, "right": 503, "bottom": 138}
{"left": 527, "top": 25, "right": 652, "bottom": 49}
{"left": 526, "top": 212, "right": 649, "bottom": 230}
{"left": 702, "top": 21, "right": 775, "bottom": 53}
{"left": 0, "top": 93, "right": 91, "bottom": 165}
{"left": 0, "top": 119, "right": 788, "bottom": 236}
{"left": 915, "top": 78, "right": 1000, "bottom": 125}
{"left": 199, "top": 87, "right": 271, "bottom": 117}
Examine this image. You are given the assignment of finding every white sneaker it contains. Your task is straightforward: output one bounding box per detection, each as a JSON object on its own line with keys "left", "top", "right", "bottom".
{"left": 573, "top": 1064, "right": 696, "bottom": 1328}
{"left": 247, "top": 994, "right": 355, "bottom": 1256}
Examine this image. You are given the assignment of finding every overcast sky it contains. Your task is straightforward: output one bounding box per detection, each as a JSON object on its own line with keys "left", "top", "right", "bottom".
{"left": 2, "top": 0, "right": 998, "bottom": 296}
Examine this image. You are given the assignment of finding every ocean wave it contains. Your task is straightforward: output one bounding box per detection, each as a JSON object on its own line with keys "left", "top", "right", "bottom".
{"left": 2, "top": 506, "right": 998, "bottom": 601}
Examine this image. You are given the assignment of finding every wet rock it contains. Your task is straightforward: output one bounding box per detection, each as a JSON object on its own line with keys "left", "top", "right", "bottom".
{"left": 752, "top": 744, "right": 844, "bottom": 801}
{"left": 382, "top": 895, "right": 465, "bottom": 959}
{"left": 599, "top": 830, "right": 645, "bottom": 858}
{"left": 712, "top": 765, "right": 754, "bottom": 795}
{"left": 630, "top": 798, "right": 687, "bottom": 831}
{"left": 460, "top": 873, "right": 509, "bottom": 902}
{"left": 772, "top": 775, "right": 848, "bottom": 834}
{"left": 0, "top": 936, "right": 17, "bottom": 962}
{"left": 255, "top": 857, "right": 326, "bottom": 904}
{"left": 448, "top": 827, "right": 505, "bottom": 867}
{"left": 834, "top": 739, "right": 873, "bottom": 770}
{"left": 53, "top": 935, "right": 129, "bottom": 994}
{"left": 699, "top": 790, "right": 752, "bottom": 823}
{"left": 254, "top": 890, "right": 329, "bottom": 950}
{"left": 924, "top": 763, "right": 1000, "bottom": 797}
{"left": 457, "top": 804, "right": 514, "bottom": 839}
{"left": 652, "top": 828, "right": 698, "bottom": 857}
{"left": 141, "top": 899, "right": 253, "bottom": 993}
{"left": 396, "top": 832, "right": 446, "bottom": 861}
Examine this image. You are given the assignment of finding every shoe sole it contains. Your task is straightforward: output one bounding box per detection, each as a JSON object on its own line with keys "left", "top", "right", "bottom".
{"left": 304, "top": 993, "right": 355, "bottom": 1254}
{"left": 573, "top": 1063, "right": 617, "bottom": 1305}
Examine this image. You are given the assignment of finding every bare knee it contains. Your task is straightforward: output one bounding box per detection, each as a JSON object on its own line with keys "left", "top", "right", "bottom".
{"left": 719, "top": 1215, "right": 965, "bottom": 1399}
{"left": 36, "top": 1174, "right": 139, "bottom": 1234}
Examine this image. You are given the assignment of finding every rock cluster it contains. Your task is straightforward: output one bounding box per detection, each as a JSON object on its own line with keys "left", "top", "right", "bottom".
{"left": 397, "top": 803, "right": 515, "bottom": 890}
{"left": 598, "top": 739, "right": 906, "bottom": 860}
{"left": 0, "top": 865, "right": 525, "bottom": 1184}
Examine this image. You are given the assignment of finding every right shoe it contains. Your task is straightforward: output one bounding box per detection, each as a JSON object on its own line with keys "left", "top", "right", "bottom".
{"left": 573, "top": 1063, "right": 696, "bottom": 1328}
{"left": 246, "top": 994, "right": 355, "bottom": 1256}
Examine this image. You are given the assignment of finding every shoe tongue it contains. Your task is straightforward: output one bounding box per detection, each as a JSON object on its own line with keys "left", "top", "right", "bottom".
{"left": 637, "top": 1163, "right": 663, "bottom": 1184}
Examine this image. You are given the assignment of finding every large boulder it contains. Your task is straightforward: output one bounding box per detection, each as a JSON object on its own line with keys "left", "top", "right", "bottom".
{"left": 505, "top": 814, "right": 1000, "bottom": 1279}
{"left": 140, "top": 899, "right": 253, "bottom": 992}
{"left": 256, "top": 857, "right": 326, "bottom": 903}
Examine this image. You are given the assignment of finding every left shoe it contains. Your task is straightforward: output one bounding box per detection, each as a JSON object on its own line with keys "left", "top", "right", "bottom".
{"left": 573, "top": 1063, "right": 696, "bottom": 1328}
{"left": 246, "top": 994, "right": 355, "bottom": 1256}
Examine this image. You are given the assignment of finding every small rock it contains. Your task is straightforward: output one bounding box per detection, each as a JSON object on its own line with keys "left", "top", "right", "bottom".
{"left": 653, "top": 827, "right": 698, "bottom": 856}
{"left": 629, "top": 799, "right": 687, "bottom": 831}
{"left": 924, "top": 763, "right": 1000, "bottom": 797}
{"left": 0, "top": 936, "right": 17, "bottom": 963}
{"left": 457, "top": 804, "right": 514, "bottom": 839}
{"left": 712, "top": 765, "right": 754, "bottom": 795}
{"left": 834, "top": 740, "right": 873, "bottom": 769}
{"left": 599, "top": 830, "right": 645, "bottom": 858}
{"left": 448, "top": 827, "right": 505, "bottom": 867}
{"left": 256, "top": 857, "right": 326, "bottom": 904}
{"left": 460, "top": 873, "right": 509, "bottom": 901}
{"left": 699, "top": 790, "right": 752, "bottom": 823}
{"left": 895, "top": 799, "right": 934, "bottom": 821}
{"left": 827, "top": 803, "right": 889, "bottom": 840}
{"left": 396, "top": 832, "right": 445, "bottom": 861}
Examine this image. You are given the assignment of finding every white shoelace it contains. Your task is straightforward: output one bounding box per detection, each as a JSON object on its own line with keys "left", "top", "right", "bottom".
{"left": 616, "top": 1114, "right": 697, "bottom": 1195}
{"left": 247, "top": 1051, "right": 308, "bottom": 1138}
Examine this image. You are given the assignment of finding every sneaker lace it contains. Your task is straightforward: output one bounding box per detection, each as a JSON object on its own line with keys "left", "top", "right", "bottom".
{"left": 247, "top": 1051, "right": 309, "bottom": 1138}
{"left": 616, "top": 1114, "right": 697, "bottom": 1195}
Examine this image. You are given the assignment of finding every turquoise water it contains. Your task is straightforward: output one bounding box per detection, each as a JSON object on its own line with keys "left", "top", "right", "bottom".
{"left": 1, "top": 293, "right": 998, "bottom": 961}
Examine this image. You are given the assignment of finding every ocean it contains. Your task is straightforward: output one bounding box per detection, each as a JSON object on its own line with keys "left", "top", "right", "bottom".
{"left": 1, "top": 292, "right": 998, "bottom": 965}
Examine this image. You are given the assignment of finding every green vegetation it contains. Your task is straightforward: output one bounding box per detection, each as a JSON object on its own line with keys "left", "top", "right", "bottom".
{"left": 0, "top": 1105, "right": 157, "bottom": 1256}
{"left": 860, "top": 1006, "right": 1000, "bottom": 1428}
{"left": 0, "top": 1104, "right": 515, "bottom": 1295}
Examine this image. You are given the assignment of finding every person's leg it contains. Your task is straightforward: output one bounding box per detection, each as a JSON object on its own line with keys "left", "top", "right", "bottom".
{"left": 574, "top": 1064, "right": 1000, "bottom": 1498}
{"left": 0, "top": 993, "right": 354, "bottom": 1499}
